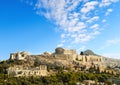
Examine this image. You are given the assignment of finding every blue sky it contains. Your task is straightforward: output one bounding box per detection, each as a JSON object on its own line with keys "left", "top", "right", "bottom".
{"left": 0, "top": 0, "right": 120, "bottom": 60}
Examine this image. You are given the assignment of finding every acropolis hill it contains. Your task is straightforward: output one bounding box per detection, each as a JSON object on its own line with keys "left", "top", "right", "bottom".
{"left": 7, "top": 47, "right": 118, "bottom": 77}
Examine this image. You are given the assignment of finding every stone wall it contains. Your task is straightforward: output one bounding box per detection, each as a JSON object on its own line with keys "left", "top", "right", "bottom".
{"left": 77, "top": 55, "right": 102, "bottom": 62}
{"left": 10, "top": 51, "right": 30, "bottom": 61}
{"left": 55, "top": 48, "right": 76, "bottom": 55}
{"left": 63, "top": 49, "right": 76, "bottom": 55}
{"left": 7, "top": 65, "right": 48, "bottom": 77}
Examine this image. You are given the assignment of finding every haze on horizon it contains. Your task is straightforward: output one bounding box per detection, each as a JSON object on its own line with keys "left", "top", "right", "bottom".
{"left": 0, "top": 0, "right": 120, "bottom": 60}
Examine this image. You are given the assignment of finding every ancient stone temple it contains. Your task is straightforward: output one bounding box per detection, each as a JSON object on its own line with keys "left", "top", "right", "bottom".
{"left": 55, "top": 47, "right": 76, "bottom": 55}
{"left": 54, "top": 47, "right": 77, "bottom": 60}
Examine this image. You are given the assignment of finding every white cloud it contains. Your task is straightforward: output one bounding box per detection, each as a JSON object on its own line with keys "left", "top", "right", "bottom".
{"left": 31, "top": 0, "right": 119, "bottom": 48}
{"left": 73, "top": 34, "right": 92, "bottom": 43}
{"left": 102, "top": 19, "right": 107, "bottom": 23}
{"left": 61, "top": 34, "right": 65, "bottom": 38}
{"left": 99, "top": 0, "right": 119, "bottom": 7}
{"left": 107, "top": 39, "right": 120, "bottom": 44}
{"left": 90, "top": 24, "right": 99, "bottom": 29}
{"left": 77, "top": 46, "right": 86, "bottom": 51}
{"left": 57, "top": 43, "right": 64, "bottom": 47}
{"left": 100, "top": 38, "right": 120, "bottom": 50}
{"left": 81, "top": 1, "right": 98, "bottom": 14}
{"left": 103, "top": 53, "right": 120, "bottom": 59}
{"left": 91, "top": 31, "right": 100, "bottom": 35}
{"left": 87, "top": 16, "right": 99, "bottom": 23}
{"left": 105, "top": 9, "right": 113, "bottom": 16}
{"left": 66, "top": 0, "right": 81, "bottom": 11}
